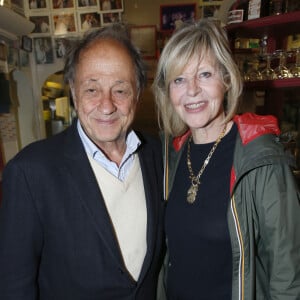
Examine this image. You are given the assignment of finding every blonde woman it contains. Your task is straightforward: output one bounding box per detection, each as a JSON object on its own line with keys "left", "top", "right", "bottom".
{"left": 153, "top": 19, "right": 300, "bottom": 300}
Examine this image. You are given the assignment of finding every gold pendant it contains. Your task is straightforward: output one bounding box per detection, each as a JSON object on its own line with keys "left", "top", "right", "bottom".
{"left": 187, "top": 183, "right": 198, "bottom": 204}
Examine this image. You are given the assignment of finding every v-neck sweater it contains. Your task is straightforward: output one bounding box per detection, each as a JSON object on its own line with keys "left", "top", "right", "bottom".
{"left": 88, "top": 154, "right": 147, "bottom": 281}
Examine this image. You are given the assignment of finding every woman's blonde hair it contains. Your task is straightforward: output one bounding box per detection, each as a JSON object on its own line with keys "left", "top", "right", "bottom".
{"left": 153, "top": 18, "right": 243, "bottom": 137}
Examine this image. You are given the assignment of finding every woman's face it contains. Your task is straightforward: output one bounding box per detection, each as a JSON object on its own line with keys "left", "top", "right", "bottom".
{"left": 169, "top": 53, "right": 226, "bottom": 132}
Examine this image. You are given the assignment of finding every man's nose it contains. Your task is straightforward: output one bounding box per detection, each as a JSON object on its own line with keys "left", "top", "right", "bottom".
{"left": 97, "top": 92, "right": 116, "bottom": 114}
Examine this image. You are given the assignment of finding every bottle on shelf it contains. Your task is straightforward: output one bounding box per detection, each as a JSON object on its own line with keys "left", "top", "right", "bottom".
{"left": 269, "top": 0, "right": 285, "bottom": 15}
{"left": 228, "top": 0, "right": 249, "bottom": 24}
{"left": 248, "top": 0, "right": 270, "bottom": 20}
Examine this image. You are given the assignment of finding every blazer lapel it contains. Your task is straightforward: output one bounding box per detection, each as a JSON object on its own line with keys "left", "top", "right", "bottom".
{"left": 137, "top": 143, "right": 160, "bottom": 282}
{"left": 61, "top": 123, "right": 124, "bottom": 267}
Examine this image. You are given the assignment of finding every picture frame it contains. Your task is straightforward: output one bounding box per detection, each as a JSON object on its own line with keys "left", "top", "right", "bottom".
{"left": 160, "top": 3, "right": 196, "bottom": 32}
{"left": 78, "top": 11, "right": 101, "bottom": 32}
{"left": 202, "top": 5, "right": 220, "bottom": 18}
{"left": 101, "top": 12, "right": 121, "bottom": 26}
{"left": 199, "top": 0, "right": 223, "bottom": 19}
{"left": 54, "top": 37, "right": 77, "bottom": 58}
{"left": 51, "top": 0, "right": 74, "bottom": 9}
{"left": 28, "top": 0, "right": 48, "bottom": 11}
{"left": 52, "top": 12, "right": 77, "bottom": 35}
{"left": 33, "top": 36, "right": 54, "bottom": 64}
{"left": 29, "top": 15, "right": 51, "bottom": 34}
{"left": 21, "top": 36, "right": 33, "bottom": 52}
{"left": 130, "top": 25, "right": 157, "bottom": 59}
{"left": 99, "top": 0, "right": 123, "bottom": 12}
{"left": 76, "top": 0, "right": 98, "bottom": 9}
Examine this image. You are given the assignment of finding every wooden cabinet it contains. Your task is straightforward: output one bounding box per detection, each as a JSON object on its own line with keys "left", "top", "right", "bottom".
{"left": 226, "top": 11, "right": 300, "bottom": 128}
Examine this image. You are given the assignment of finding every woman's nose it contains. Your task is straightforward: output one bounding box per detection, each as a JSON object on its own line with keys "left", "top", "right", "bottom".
{"left": 186, "top": 77, "right": 201, "bottom": 96}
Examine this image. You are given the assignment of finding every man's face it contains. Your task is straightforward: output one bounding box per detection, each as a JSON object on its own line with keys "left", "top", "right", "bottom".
{"left": 72, "top": 39, "right": 138, "bottom": 150}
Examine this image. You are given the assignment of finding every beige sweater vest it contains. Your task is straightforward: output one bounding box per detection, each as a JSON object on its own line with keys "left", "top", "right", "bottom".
{"left": 87, "top": 154, "right": 147, "bottom": 281}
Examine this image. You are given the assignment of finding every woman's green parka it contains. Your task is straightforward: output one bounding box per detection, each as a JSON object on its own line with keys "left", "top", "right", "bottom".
{"left": 157, "top": 113, "right": 300, "bottom": 300}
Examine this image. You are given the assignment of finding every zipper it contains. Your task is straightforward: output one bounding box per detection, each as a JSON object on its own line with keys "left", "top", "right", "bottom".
{"left": 163, "top": 135, "right": 169, "bottom": 201}
{"left": 231, "top": 195, "right": 245, "bottom": 300}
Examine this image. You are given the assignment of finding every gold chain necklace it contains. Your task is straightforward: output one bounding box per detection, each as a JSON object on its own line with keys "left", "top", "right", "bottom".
{"left": 186, "top": 124, "right": 227, "bottom": 204}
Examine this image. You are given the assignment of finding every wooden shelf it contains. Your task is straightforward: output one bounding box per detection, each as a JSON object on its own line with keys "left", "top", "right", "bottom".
{"left": 226, "top": 11, "right": 300, "bottom": 39}
{"left": 244, "top": 78, "right": 300, "bottom": 89}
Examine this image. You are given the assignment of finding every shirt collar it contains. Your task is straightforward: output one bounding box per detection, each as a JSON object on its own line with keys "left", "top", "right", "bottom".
{"left": 77, "top": 120, "right": 141, "bottom": 162}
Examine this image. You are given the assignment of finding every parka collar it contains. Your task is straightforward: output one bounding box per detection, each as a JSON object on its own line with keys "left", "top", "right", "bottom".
{"left": 172, "top": 113, "right": 281, "bottom": 152}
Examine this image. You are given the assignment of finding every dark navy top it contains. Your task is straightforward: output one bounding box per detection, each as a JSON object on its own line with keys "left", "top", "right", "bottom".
{"left": 165, "top": 123, "right": 238, "bottom": 300}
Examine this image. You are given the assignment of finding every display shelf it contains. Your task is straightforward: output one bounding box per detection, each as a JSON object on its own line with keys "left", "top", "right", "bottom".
{"left": 226, "top": 11, "right": 300, "bottom": 39}
{"left": 226, "top": 9, "right": 300, "bottom": 130}
{"left": 244, "top": 78, "right": 300, "bottom": 89}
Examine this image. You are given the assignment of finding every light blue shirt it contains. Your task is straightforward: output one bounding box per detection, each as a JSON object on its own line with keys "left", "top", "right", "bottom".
{"left": 77, "top": 120, "right": 141, "bottom": 181}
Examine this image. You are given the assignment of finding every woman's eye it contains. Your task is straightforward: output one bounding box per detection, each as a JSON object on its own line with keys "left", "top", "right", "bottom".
{"left": 199, "top": 71, "right": 212, "bottom": 79}
{"left": 174, "top": 77, "right": 185, "bottom": 84}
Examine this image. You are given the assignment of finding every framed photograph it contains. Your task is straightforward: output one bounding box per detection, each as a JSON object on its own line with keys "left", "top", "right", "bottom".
{"left": 130, "top": 25, "right": 157, "bottom": 59}
{"left": 203, "top": 5, "right": 220, "bottom": 18}
{"left": 76, "top": 0, "right": 98, "bottom": 9}
{"left": 160, "top": 3, "right": 196, "bottom": 31}
{"left": 78, "top": 12, "right": 101, "bottom": 32}
{"left": 21, "top": 36, "right": 33, "bottom": 52}
{"left": 54, "top": 37, "right": 77, "bottom": 58}
{"left": 29, "top": 15, "right": 51, "bottom": 34}
{"left": 28, "top": 0, "right": 48, "bottom": 10}
{"left": 101, "top": 12, "right": 121, "bottom": 26}
{"left": 99, "top": 0, "right": 123, "bottom": 12}
{"left": 52, "top": 12, "right": 77, "bottom": 35}
{"left": 52, "top": 0, "right": 74, "bottom": 9}
{"left": 33, "top": 37, "right": 54, "bottom": 64}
